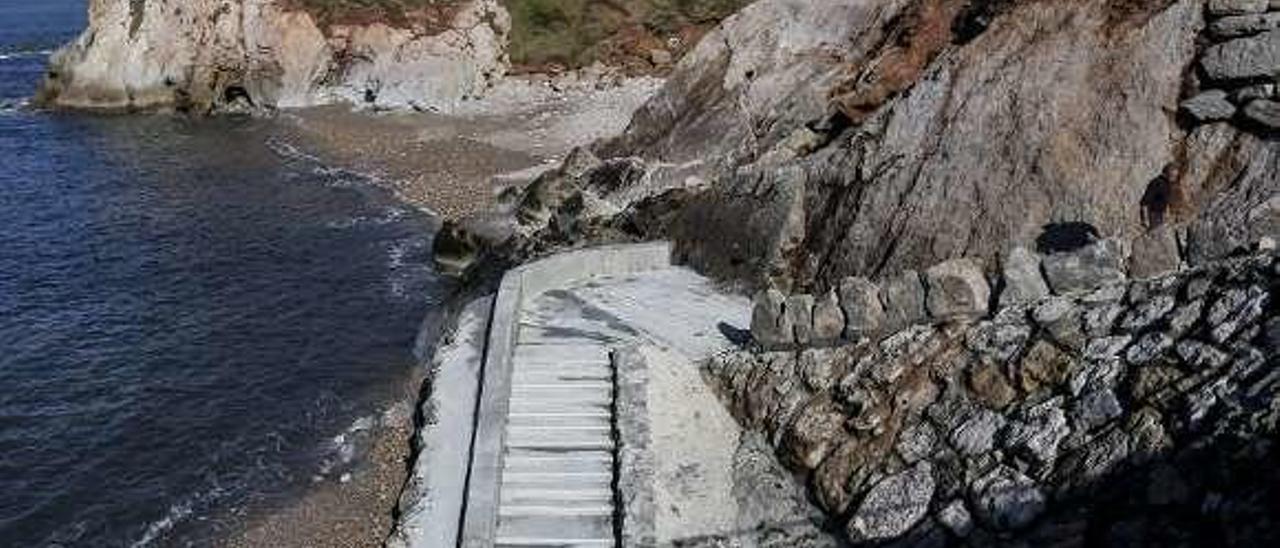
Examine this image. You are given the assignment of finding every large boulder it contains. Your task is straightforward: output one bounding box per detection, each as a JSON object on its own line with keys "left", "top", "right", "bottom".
{"left": 752, "top": 288, "right": 792, "bottom": 348}
{"left": 1042, "top": 239, "right": 1129, "bottom": 294}
{"left": 880, "top": 270, "right": 929, "bottom": 332}
{"left": 839, "top": 277, "right": 885, "bottom": 338}
{"left": 1200, "top": 29, "right": 1280, "bottom": 82}
{"left": 999, "top": 247, "right": 1051, "bottom": 308}
{"left": 923, "top": 258, "right": 991, "bottom": 320}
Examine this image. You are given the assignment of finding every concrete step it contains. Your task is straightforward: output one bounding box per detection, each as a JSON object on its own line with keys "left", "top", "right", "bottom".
{"left": 504, "top": 450, "right": 613, "bottom": 475}
{"left": 501, "top": 470, "right": 612, "bottom": 489}
{"left": 506, "top": 425, "right": 611, "bottom": 445}
{"left": 500, "top": 487, "right": 613, "bottom": 506}
{"left": 496, "top": 513, "right": 614, "bottom": 542}
{"left": 509, "top": 387, "right": 612, "bottom": 406}
{"left": 508, "top": 400, "right": 612, "bottom": 415}
{"left": 512, "top": 380, "right": 613, "bottom": 391}
{"left": 495, "top": 538, "right": 613, "bottom": 548}
{"left": 499, "top": 504, "right": 614, "bottom": 517}
{"left": 512, "top": 367, "right": 613, "bottom": 383}
{"left": 514, "top": 344, "right": 610, "bottom": 363}
{"left": 508, "top": 412, "right": 612, "bottom": 428}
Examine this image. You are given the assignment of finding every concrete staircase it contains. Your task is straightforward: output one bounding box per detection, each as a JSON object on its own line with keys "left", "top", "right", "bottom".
{"left": 496, "top": 339, "right": 618, "bottom": 547}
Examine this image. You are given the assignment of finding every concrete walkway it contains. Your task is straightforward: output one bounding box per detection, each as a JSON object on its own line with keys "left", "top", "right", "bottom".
{"left": 494, "top": 268, "right": 750, "bottom": 546}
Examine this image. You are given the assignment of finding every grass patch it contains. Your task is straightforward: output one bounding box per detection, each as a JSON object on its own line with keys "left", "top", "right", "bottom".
{"left": 288, "top": 0, "right": 753, "bottom": 69}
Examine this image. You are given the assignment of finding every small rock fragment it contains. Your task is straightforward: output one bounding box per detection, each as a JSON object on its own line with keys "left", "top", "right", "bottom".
{"left": 938, "top": 500, "right": 973, "bottom": 538}
{"left": 972, "top": 466, "right": 1045, "bottom": 531}
{"left": 1243, "top": 98, "right": 1280, "bottom": 129}
{"left": 1180, "top": 89, "right": 1237, "bottom": 122}
{"left": 846, "top": 462, "right": 935, "bottom": 542}
{"left": 950, "top": 409, "right": 1006, "bottom": 456}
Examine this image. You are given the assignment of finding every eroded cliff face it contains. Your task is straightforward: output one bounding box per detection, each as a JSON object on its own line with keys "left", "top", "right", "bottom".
{"left": 36, "top": 0, "right": 509, "bottom": 112}
{"left": 561, "top": 0, "right": 1276, "bottom": 292}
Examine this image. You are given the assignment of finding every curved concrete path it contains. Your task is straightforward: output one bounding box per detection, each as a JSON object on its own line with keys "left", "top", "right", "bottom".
{"left": 462, "top": 244, "right": 750, "bottom": 547}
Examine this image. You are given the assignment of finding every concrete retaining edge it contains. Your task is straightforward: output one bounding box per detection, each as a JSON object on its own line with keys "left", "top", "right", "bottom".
{"left": 460, "top": 242, "right": 673, "bottom": 547}
{"left": 611, "top": 345, "right": 655, "bottom": 547}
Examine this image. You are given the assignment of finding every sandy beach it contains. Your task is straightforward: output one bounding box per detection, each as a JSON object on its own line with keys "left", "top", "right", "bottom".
{"left": 279, "top": 74, "right": 662, "bottom": 220}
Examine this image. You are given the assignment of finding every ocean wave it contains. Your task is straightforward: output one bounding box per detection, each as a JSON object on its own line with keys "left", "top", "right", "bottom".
{"left": 0, "top": 48, "right": 55, "bottom": 61}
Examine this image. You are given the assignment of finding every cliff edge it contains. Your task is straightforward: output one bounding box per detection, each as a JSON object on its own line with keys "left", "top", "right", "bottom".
{"left": 35, "top": 0, "right": 510, "bottom": 113}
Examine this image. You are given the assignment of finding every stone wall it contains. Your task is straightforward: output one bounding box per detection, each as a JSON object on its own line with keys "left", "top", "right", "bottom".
{"left": 1183, "top": 0, "right": 1280, "bottom": 129}
{"left": 750, "top": 238, "right": 1137, "bottom": 350}
{"left": 710, "top": 250, "right": 1279, "bottom": 546}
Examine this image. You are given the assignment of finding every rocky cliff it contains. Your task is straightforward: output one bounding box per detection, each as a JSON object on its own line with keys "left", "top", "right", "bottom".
{"left": 36, "top": 0, "right": 509, "bottom": 112}
{"left": 471, "top": 0, "right": 1278, "bottom": 296}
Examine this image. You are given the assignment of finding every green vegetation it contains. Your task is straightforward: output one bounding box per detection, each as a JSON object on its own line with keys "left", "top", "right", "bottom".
{"left": 289, "top": 0, "right": 752, "bottom": 68}
{"left": 505, "top": 0, "right": 751, "bottom": 68}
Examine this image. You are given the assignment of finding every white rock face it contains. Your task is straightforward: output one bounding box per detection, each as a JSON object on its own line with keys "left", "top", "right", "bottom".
{"left": 38, "top": 0, "right": 510, "bottom": 112}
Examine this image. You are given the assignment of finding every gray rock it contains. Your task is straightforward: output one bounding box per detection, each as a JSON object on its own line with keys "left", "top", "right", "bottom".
{"left": 1083, "top": 335, "right": 1133, "bottom": 361}
{"left": 966, "top": 319, "right": 1033, "bottom": 364}
{"left": 1200, "top": 30, "right": 1280, "bottom": 81}
{"left": 1264, "top": 317, "right": 1280, "bottom": 352}
{"left": 798, "top": 349, "right": 837, "bottom": 391}
{"left": 1208, "top": 285, "right": 1269, "bottom": 343}
{"left": 950, "top": 409, "right": 1006, "bottom": 456}
{"left": 1129, "top": 226, "right": 1184, "bottom": 278}
{"left": 999, "top": 247, "right": 1050, "bottom": 308}
{"left": 1033, "top": 296, "right": 1087, "bottom": 350}
{"left": 1180, "top": 90, "right": 1237, "bottom": 122}
{"left": 1083, "top": 302, "right": 1124, "bottom": 337}
{"left": 881, "top": 270, "right": 928, "bottom": 332}
{"left": 972, "top": 466, "right": 1046, "bottom": 531}
{"left": 840, "top": 276, "right": 885, "bottom": 338}
{"left": 1002, "top": 399, "right": 1070, "bottom": 470}
{"left": 1126, "top": 332, "right": 1174, "bottom": 365}
{"left": 1208, "top": 0, "right": 1270, "bottom": 16}
{"left": 1118, "top": 294, "right": 1177, "bottom": 333}
{"left": 787, "top": 294, "right": 816, "bottom": 345}
{"left": 847, "top": 462, "right": 935, "bottom": 542}
{"left": 1067, "top": 358, "right": 1122, "bottom": 397}
{"left": 1208, "top": 12, "right": 1280, "bottom": 39}
{"left": 896, "top": 422, "right": 937, "bottom": 464}
{"left": 752, "top": 288, "right": 792, "bottom": 348}
{"left": 937, "top": 500, "right": 973, "bottom": 538}
{"left": 924, "top": 258, "right": 991, "bottom": 320}
{"left": 811, "top": 289, "right": 845, "bottom": 343}
{"left": 1042, "top": 239, "right": 1128, "bottom": 294}
{"left": 1073, "top": 388, "right": 1123, "bottom": 430}
{"left": 1232, "top": 82, "right": 1278, "bottom": 103}
{"left": 1175, "top": 340, "right": 1231, "bottom": 369}
{"left": 1243, "top": 99, "right": 1280, "bottom": 129}
{"left": 1167, "top": 299, "right": 1204, "bottom": 338}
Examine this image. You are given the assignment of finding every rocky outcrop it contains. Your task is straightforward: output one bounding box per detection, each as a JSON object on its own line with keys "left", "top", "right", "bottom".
{"left": 506, "top": 0, "right": 1268, "bottom": 294}
{"left": 708, "top": 251, "right": 1280, "bottom": 546}
{"left": 36, "top": 0, "right": 509, "bottom": 112}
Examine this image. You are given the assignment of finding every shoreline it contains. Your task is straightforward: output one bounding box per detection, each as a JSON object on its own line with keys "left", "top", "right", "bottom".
{"left": 211, "top": 72, "right": 663, "bottom": 547}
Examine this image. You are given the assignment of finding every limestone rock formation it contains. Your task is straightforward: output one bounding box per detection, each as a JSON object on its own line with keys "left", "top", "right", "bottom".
{"left": 37, "top": 0, "right": 510, "bottom": 112}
